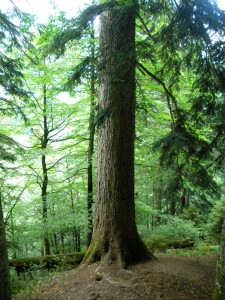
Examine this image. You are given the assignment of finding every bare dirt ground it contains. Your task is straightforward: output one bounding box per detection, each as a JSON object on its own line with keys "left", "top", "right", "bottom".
{"left": 16, "top": 253, "right": 217, "bottom": 300}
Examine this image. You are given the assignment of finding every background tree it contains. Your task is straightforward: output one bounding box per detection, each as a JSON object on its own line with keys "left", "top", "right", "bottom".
{"left": 0, "top": 6, "right": 31, "bottom": 299}
{"left": 23, "top": 42, "right": 83, "bottom": 255}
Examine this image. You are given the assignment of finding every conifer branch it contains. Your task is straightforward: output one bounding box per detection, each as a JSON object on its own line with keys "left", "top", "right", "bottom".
{"left": 137, "top": 62, "right": 179, "bottom": 126}
{"left": 137, "top": 13, "right": 155, "bottom": 41}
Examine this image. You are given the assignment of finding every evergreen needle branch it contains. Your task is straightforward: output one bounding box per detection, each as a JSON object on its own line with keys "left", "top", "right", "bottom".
{"left": 137, "top": 13, "right": 155, "bottom": 41}
{"left": 4, "top": 182, "right": 29, "bottom": 225}
{"left": 137, "top": 62, "right": 179, "bottom": 126}
{"left": 49, "top": 1, "right": 117, "bottom": 57}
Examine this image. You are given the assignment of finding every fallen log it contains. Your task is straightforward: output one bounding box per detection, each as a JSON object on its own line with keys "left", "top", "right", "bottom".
{"left": 168, "top": 240, "right": 194, "bottom": 249}
{"left": 9, "top": 251, "right": 85, "bottom": 276}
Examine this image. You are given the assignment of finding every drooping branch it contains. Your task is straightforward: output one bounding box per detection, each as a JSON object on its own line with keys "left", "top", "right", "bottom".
{"left": 137, "top": 62, "right": 180, "bottom": 126}
{"left": 48, "top": 1, "right": 117, "bottom": 57}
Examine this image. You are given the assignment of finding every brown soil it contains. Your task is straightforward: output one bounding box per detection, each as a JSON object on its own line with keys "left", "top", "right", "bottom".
{"left": 16, "top": 253, "right": 217, "bottom": 300}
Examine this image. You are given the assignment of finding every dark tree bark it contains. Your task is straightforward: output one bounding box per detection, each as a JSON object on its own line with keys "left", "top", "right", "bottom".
{"left": 0, "top": 193, "right": 11, "bottom": 300}
{"left": 170, "top": 197, "right": 176, "bottom": 215}
{"left": 10, "top": 213, "right": 17, "bottom": 259}
{"left": 61, "top": 233, "right": 65, "bottom": 253}
{"left": 84, "top": 3, "right": 154, "bottom": 267}
{"left": 73, "top": 227, "right": 81, "bottom": 252}
{"left": 180, "top": 188, "right": 189, "bottom": 213}
{"left": 53, "top": 233, "right": 59, "bottom": 254}
{"left": 214, "top": 216, "right": 225, "bottom": 299}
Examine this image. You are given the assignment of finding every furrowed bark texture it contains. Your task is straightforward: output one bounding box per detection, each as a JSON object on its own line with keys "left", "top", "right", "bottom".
{"left": 0, "top": 194, "right": 11, "bottom": 300}
{"left": 84, "top": 4, "right": 154, "bottom": 267}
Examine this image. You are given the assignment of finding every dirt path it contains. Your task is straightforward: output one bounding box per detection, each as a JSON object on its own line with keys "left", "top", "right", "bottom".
{"left": 16, "top": 253, "right": 217, "bottom": 300}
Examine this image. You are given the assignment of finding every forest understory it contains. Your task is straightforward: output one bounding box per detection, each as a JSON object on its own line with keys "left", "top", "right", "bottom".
{"left": 15, "top": 252, "right": 217, "bottom": 300}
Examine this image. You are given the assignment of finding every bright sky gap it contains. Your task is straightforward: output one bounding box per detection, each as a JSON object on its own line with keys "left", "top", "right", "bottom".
{"left": 0, "top": 0, "right": 225, "bottom": 23}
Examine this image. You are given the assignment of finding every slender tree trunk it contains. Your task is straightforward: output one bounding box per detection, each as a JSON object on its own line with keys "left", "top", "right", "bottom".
{"left": 84, "top": 3, "right": 154, "bottom": 267}
{"left": 87, "top": 23, "right": 96, "bottom": 247}
{"left": 153, "top": 174, "right": 163, "bottom": 227}
{"left": 170, "top": 196, "right": 176, "bottom": 215}
{"left": 42, "top": 84, "right": 51, "bottom": 255}
{"left": 74, "top": 227, "right": 81, "bottom": 252}
{"left": 180, "top": 188, "right": 189, "bottom": 213}
{"left": 25, "top": 241, "right": 28, "bottom": 255}
{"left": 11, "top": 213, "right": 17, "bottom": 259}
{"left": 61, "top": 233, "right": 65, "bottom": 253}
{"left": 42, "top": 155, "right": 51, "bottom": 255}
{"left": 53, "top": 233, "right": 59, "bottom": 254}
{"left": 214, "top": 216, "right": 225, "bottom": 299}
{"left": 66, "top": 166, "right": 81, "bottom": 252}
{"left": 0, "top": 193, "right": 11, "bottom": 300}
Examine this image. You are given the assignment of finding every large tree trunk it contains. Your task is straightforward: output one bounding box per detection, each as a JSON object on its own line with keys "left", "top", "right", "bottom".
{"left": 0, "top": 193, "right": 11, "bottom": 300}
{"left": 214, "top": 216, "right": 225, "bottom": 299}
{"left": 84, "top": 3, "right": 154, "bottom": 267}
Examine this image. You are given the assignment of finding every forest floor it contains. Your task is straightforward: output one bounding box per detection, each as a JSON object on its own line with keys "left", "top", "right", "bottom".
{"left": 15, "top": 252, "right": 217, "bottom": 300}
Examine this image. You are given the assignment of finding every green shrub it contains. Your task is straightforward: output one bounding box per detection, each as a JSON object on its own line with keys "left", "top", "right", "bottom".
{"left": 166, "top": 243, "right": 219, "bottom": 256}
{"left": 145, "top": 217, "right": 199, "bottom": 252}
{"left": 180, "top": 204, "right": 206, "bottom": 227}
{"left": 207, "top": 198, "right": 225, "bottom": 242}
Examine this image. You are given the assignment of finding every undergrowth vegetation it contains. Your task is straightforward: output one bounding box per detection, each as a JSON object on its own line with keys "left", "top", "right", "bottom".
{"left": 144, "top": 217, "right": 199, "bottom": 252}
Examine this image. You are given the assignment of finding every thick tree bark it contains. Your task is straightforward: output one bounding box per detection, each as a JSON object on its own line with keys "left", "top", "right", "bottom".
{"left": 214, "top": 216, "right": 225, "bottom": 299}
{"left": 84, "top": 3, "right": 154, "bottom": 267}
{"left": 0, "top": 193, "right": 11, "bottom": 300}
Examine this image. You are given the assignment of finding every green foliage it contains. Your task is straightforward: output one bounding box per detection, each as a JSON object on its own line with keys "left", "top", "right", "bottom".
{"left": 49, "top": 2, "right": 117, "bottom": 57}
{"left": 145, "top": 217, "right": 199, "bottom": 252}
{"left": 180, "top": 204, "right": 205, "bottom": 227}
{"left": 136, "top": 200, "right": 158, "bottom": 216}
{"left": 207, "top": 198, "right": 225, "bottom": 242}
{"left": 166, "top": 243, "right": 219, "bottom": 256}
{"left": 0, "top": 8, "right": 30, "bottom": 107}
{"left": 10, "top": 252, "right": 85, "bottom": 296}
{"left": 10, "top": 266, "right": 57, "bottom": 297}
{"left": 0, "top": 133, "right": 20, "bottom": 164}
